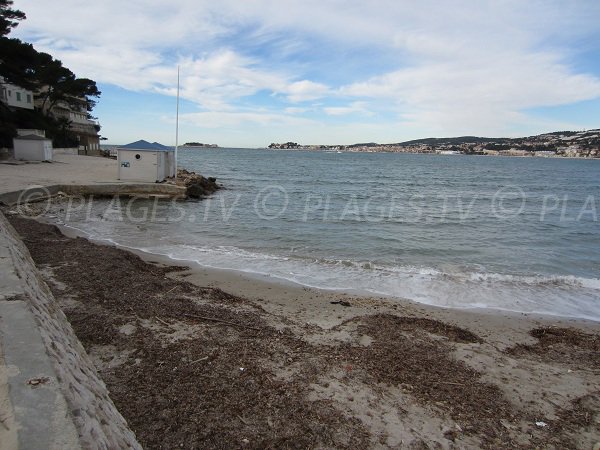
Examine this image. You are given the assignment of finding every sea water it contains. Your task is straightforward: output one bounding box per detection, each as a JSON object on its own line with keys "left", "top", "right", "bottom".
{"left": 44, "top": 148, "right": 600, "bottom": 320}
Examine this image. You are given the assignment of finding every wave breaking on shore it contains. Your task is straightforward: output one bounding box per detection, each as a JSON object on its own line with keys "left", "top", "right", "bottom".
{"left": 48, "top": 219, "right": 600, "bottom": 322}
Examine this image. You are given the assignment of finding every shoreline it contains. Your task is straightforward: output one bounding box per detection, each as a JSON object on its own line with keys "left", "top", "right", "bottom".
{"left": 257, "top": 147, "right": 600, "bottom": 159}
{"left": 51, "top": 219, "right": 600, "bottom": 329}
{"left": 51, "top": 218, "right": 600, "bottom": 338}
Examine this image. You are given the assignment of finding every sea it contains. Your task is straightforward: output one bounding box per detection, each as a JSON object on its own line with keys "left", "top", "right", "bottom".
{"left": 44, "top": 148, "right": 600, "bottom": 321}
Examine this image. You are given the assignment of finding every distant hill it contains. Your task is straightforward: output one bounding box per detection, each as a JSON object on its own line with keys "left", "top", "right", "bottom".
{"left": 347, "top": 142, "right": 379, "bottom": 148}
{"left": 395, "top": 136, "right": 511, "bottom": 146}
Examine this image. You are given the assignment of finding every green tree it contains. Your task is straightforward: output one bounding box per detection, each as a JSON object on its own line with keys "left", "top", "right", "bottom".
{"left": 0, "top": 2, "right": 102, "bottom": 146}
{"left": 0, "top": 38, "right": 101, "bottom": 116}
{"left": 60, "top": 77, "right": 101, "bottom": 113}
{"left": 39, "top": 75, "right": 101, "bottom": 118}
{"left": 0, "top": 38, "right": 40, "bottom": 88}
{"left": 0, "top": 0, "right": 25, "bottom": 36}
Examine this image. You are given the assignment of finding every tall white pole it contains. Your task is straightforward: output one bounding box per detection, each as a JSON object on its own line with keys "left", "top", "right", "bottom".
{"left": 175, "top": 65, "right": 180, "bottom": 180}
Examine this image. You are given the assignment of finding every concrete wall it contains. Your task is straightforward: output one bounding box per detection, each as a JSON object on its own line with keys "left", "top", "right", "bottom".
{"left": 166, "top": 151, "right": 176, "bottom": 178}
{"left": 0, "top": 183, "right": 187, "bottom": 207}
{"left": 118, "top": 150, "right": 161, "bottom": 182}
{"left": 0, "top": 211, "right": 141, "bottom": 449}
{"left": 13, "top": 139, "right": 53, "bottom": 161}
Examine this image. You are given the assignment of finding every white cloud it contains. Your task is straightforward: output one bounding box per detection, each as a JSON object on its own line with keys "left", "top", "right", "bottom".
{"left": 283, "top": 80, "right": 330, "bottom": 103}
{"left": 35, "top": 44, "right": 163, "bottom": 91}
{"left": 178, "top": 111, "right": 317, "bottom": 129}
{"left": 340, "top": 48, "right": 600, "bottom": 135}
{"left": 157, "top": 52, "right": 290, "bottom": 110}
{"left": 324, "top": 102, "right": 373, "bottom": 116}
{"left": 12, "top": 0, "right": 600, "bottom": 143}
{"left": 284, "top": 107, "right": 310, "bottom": 114}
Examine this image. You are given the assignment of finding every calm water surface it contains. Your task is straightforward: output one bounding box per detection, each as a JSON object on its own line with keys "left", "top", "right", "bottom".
{"left": 48, "top": 148, "right": 600, "bottom": 320}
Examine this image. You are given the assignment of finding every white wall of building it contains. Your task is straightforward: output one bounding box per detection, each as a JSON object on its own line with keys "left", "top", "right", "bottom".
{"left": 0, "top": 79, "right": 34, "bottom": 110}
{"left": 118, "top": 149, "right": 162, "bottom": 182}
{"left": 166, "top": 151, "right": 176, "bottom": 177}
{"left": 13, "top": 138, "right": 53, "bottom": 161}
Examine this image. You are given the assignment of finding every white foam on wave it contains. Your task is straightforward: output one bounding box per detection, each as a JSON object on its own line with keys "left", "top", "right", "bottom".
{"left": 136, "top": 242, "right": 600, "bottom": 322}
{"left": 468, "top": 271, "right": 600, "bottom": 289}
{"left": 56, "top": 222, "right": 123, "bottom": 248}
{"left": 50, "top": 218, "right": 600, "bottom": 322}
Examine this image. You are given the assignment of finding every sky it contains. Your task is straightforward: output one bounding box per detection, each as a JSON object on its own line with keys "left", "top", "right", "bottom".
{"left": 11, "top": 0, "right": 600, "bottom": 147}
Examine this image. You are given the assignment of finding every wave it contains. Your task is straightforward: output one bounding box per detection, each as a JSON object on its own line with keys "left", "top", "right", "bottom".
{"left": 52, "top": 221, "right": 600, "bottom": 322}
{"left": 467, "top": 272, "right": 600, "bottom": 289}
{"left": 140, "top": 242, "right": 600, "bottom": 320}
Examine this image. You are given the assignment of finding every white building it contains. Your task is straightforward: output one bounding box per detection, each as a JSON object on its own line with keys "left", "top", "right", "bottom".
{"left": 117, "top": 140, "right": 176, "bottom": 182}
{"left": 13, "top": 134, "right": 53, "bottom": 161}
{"left": 34, "top": 93, "right": 101, "bottom": 153}
{"left": 0, "top": 77, "right": 34, "bottom": 110}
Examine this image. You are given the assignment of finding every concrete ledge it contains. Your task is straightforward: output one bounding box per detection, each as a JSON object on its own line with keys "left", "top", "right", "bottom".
{"left": 1, "top": 299, "right": 80, "bottom": 450}
{"left": 0, "top": 183, "right": 187, "bottom": 206}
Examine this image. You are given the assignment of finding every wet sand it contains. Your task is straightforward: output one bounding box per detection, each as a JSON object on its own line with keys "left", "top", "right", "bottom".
{"left": 7, "top": 215, "right": 600, "bottom": 449}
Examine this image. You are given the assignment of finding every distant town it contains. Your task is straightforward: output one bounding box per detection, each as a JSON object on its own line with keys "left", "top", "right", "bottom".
{"left": 268, "top": 129, "right": 600, "bottom": 158}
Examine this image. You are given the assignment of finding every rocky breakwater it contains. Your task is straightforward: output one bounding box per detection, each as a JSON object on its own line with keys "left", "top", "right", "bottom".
{"left": 177, "top": 169, "right": 221, "bottom": 199}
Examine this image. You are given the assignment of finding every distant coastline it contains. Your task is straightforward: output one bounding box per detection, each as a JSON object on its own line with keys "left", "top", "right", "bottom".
{"left": 267, "top": 128, "right": 600, "bottom": 158}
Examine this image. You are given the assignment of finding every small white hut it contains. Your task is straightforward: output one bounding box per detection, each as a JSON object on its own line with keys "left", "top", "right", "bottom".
{"left": 117, "top": 140, "right": 176, "bottom": 182}
{"left": 13, "top": 133, "right": 53, "bottom": 161}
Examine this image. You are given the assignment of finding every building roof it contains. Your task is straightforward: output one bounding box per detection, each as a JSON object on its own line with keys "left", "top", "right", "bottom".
{"left": 14, "top": 134, "right": 50, "bottom": 141}
{"left": 119, "top": 140, "right": 173, "bottom": 152}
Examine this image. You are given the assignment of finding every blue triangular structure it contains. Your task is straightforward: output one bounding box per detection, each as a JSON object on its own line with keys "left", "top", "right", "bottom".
{"left": 120, "top": 140, "right": 172, "bottom": 151}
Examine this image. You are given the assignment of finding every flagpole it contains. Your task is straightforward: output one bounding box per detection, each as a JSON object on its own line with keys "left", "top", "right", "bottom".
{"left": 175, "top": 65, "right": 180, "bottom": 180}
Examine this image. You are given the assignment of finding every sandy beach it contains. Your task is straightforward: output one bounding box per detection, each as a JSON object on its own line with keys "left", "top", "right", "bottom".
{"left": 4, "top": 214, "right": 599, "bottom": 449}
{"left": 0, "top": 154, "right": 599, "bottom": 448}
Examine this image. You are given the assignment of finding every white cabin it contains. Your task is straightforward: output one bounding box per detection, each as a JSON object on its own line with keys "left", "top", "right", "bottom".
{"left": 13, "top": 134, "right": 53, "bottom": 161}
{"left": 117, "top": 140, "right": 176, "bottom": 183}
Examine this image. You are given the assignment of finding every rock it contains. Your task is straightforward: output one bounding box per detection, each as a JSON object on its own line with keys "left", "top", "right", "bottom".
{"left": 330, "top": 300, "right": 351, "bottom": 307}
{"left": 119, "top": 323, "right": 137, "bottom": 336}
{"left": 177, "top": 169, "right": 220, "bottom": 199}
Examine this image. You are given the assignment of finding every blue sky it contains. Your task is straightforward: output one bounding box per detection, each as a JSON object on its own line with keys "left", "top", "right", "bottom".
{"left": 11, "top": 0, "right": 600, "bottom": 147}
